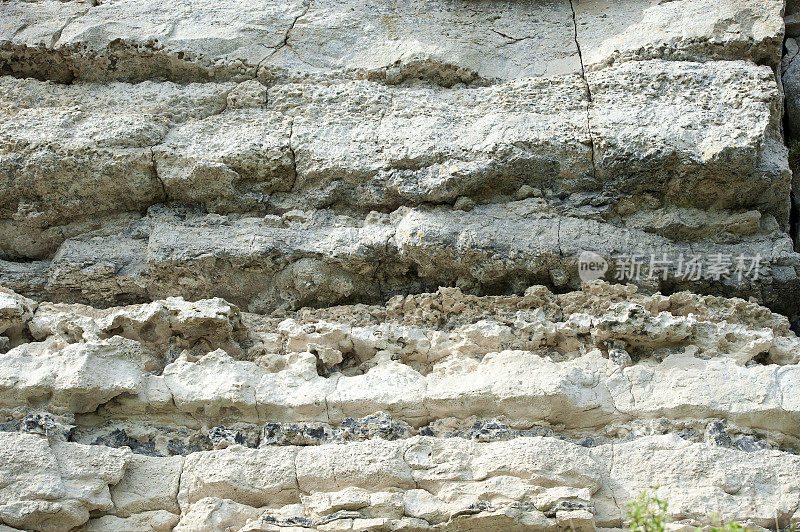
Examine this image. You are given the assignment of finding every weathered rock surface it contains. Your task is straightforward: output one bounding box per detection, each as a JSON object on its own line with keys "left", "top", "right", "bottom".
{"left": 0, "top": 282, "right": 798, "bottom": 529}
{"left": 1, "top": 431, "right": 799, "bottom": 531}
{"left": 0, "top": 0, "right": 798, "bottom": 318}
{"left": 2, "top": 0, "right": 800, "bottom": 529}
{"left": 0, "top": 58, "right": 788, "bottom": 255}
{"left": 0, "top": 432, "right": 130, "bottom": 532}
{"left": 0, "top": 0, "right": 785, "bottom": 83}
{"left": 3, "top": 200, "right": 797, "bottom": 316}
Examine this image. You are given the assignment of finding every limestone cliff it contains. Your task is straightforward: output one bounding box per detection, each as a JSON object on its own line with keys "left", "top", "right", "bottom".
{"left": 1, "top": 0, "right": 800, "bottom": 530}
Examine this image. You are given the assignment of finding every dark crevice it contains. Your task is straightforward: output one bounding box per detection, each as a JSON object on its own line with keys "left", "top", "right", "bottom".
{"left": 791, "top": 190, "right": 799, "bottom": 251}
{"left": 149, "top": 147, "right": 168, "bottom": 202}
{"left": 9, "top": 413, "right": 791, "bottom": 458}
{"left": 256, "top": 0, "right": 312, "bottom": 74}
{"left": 567, "top": 0, "right": 591, "bottom": 104}
{"left": 568, "top": 0, "right": 597, "bottom": 183}
{"left": 783, "top": 38, "right": 800, "bottom": 251}
{"left": 287, "top": 120, "right": 299, "bottom": 191}
{"left": 280, "top": 0, "right": 312, "bottom": 50}
{"left": 489, "top": 29, "right": 532, "bottom": 45}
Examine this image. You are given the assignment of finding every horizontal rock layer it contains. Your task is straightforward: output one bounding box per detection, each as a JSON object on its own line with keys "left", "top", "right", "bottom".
{"left": 0, "top": 0, "right": 784, "bottom": 83}
{"left": 2, "top": 283, "right": 800, "bottom": 530}
{"left": 2, "top": 201, "right": 798, "bottom": 315}
{"left": 0, "top": 58, "right": 788, "bottom": 253}
{"left": 0, "top": 0, "right": 797, "bottom": 319}
{"left": 3, "top": 430, "right": 799, "bottom": 532}
{"left": 0, "top": 0, "right": 796, "bottom": 309}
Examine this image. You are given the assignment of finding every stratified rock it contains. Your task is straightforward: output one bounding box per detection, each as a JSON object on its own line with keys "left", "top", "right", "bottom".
{"left": 1, "top": 281, "right": 799, "bottom": 445}
{"left": 0, "top": 0, "right": 784, "bottom": 82}
{"left": 0, "top": 432, "right": 130, "bottom": 532}
{"left": 0, "top": 283, "right": 797, "bottom": 528}
{"left": 1, "top": 0, "right": 800, "bottom": 529}
{"left": 8, "top": 434, "right": 788, "bottom": 531}
{"left": 574, "top": 0, "right": 784, "bottom": 69}
{"left": 0, "top": 336, "right": 144, "bottom": 414}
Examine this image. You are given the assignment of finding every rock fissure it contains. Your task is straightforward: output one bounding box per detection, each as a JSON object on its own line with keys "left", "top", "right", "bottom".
{"left": 287, "top": 119, "right": 299, "bottom": 193}
{"left": 260, "top": 0, "right": 312, "bottom": 67}
{"left": 606, "top": 442, "right": 622, "bottom": 526}
{"left": 489, "top": 29, "right": 533, "bottom": 45}
{"left": 149, "top": 146, "right": 168, "bottom": 203}
{"left": 568, "top": 0, "right": 597, "bottom": 185}
{"left": 50, "top": 4, "right": 95, "bottom": 50}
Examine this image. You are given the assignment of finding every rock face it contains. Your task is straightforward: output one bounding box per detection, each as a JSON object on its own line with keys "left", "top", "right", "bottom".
{"left": 1, "top": 0, "right": 799, "bottom": 316}
{"left": 2, "top": 0, "right": 800, "bottom": 530}
{"left": 0, "top": 282, "right": 800, "bottom": 530}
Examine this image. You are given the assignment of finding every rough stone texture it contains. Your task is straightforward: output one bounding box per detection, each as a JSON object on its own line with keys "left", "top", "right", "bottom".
{"left": 3, "top": 429, "right": 799, "bottom": 530}
{"left": 574, "top": 0, "right": 785, "bottom": 69}
{"left": 0, "top": 0, "right": 785, "bottom": 83}
{"left": 0, "top": 60, "right": 788, "bottom": 259}
{"left": 0, "top": 432, "right": 129, "bottom": 532}
{"left": 0, "top": 336, "right": 145, "bottom": 414}
{"left": 0, "top": 0, "right": 798, "bottom": 319}
{"left": 3, "top": 200, "right": 797, "bottom": 315}
{"left": 2, "top": 0, "right": 800, "bottom": 529}
{"left": 0, "top": 287, "right": 36, "bottom": 351}
{"left": 788, "top": 0, "right": 800, "bottom": 38}
{"left": 784, "top": 39, "right": 800, "bottom": 140}
{"left": 0, "top": 283, "right": 799, "bottom": 529}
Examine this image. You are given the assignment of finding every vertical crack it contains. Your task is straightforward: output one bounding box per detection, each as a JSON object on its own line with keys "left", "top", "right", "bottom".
{"left": 568, "top": 0, "right": 598, "bottom": 182}
{"left": 568, "top": 0, "right": 591, "bottom": 103}
{"left": 607, "top": 443, "right": 622, "bottom": 526}
{"left": 287, "top": 119, "right": 299, "bottom": 191}
{"left": 278, "top": 0, "right": 312, "bottom": 52}
{"left": 322, "top": 374, "right": 338, "bottom": 423}
{"left": 790, "top": 190, "right": 799, "bottom": 251}
{"left": 556, "top": 216, "right": 563, "bottom": 257}
{"left": 375, "top": 232, "right": 395, "bottom": 305}
{"left": 149, "top": 147, "right": 169, "bottom": 202}
{"left": 176, "top": 451, "right": 188, "bottom": 513}
{"left": 783, "top": 37, "right": 800, "bottom": 250}
{"left": 256, "top": 0, "right": 313, "bottom": 75}
{"left": 292, "top": 452, "right": 304, "bottom": 497}
{"left": 173, "top": 455, "right": 186, "bottom": 518}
